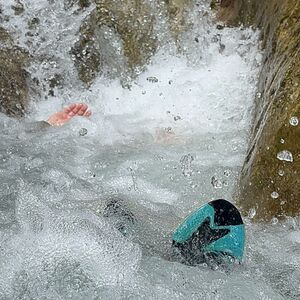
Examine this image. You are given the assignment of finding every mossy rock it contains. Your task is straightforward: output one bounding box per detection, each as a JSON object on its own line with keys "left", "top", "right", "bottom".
{"left": 0, "top": 46, "right": 29, "bottom": 117}
{"left": 164, "top": 0, "right": 192, "bottom": 40}
{"left": 71, "top": 0, "right": 158, "bottom": 85}
{"left": 71, "top": 10, "right": 103, "bottom": 85}
{"left": 238, "top": 58, "right": 300, "bottom": 220}
{"left": 217, "top": 0, "right": 300, "bottom": 220}
{"left": 0, "top": 27, "right": 13, "bottom": 45}
{"left": 71, "top": 0, "right": 194, "bottom": 85}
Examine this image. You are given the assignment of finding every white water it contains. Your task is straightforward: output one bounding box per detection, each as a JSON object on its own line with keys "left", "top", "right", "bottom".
{"left": 0, "top": 0, "right": 299, "bottom": 299}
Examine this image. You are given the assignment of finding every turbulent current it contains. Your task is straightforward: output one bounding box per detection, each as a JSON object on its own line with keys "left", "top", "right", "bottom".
{"left": 0, "top": 0, "right": 299, "bottom": 299}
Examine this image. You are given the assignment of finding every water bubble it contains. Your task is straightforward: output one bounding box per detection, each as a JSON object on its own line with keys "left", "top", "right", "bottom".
{"left": 224, "top": 169, "right": 231, "bottom": 177}
{"left": 277, "top": 150, "right": 293, "bottom": 162}
{"left": 280, "top": 138, "right": 285, "bottom": 144}
{"left": 146, "top": 76, "right": 158, "bottom": 83}
{"left": 180, "top": 154, "right": 194, "bottom": 177}
{"left": 219, "top": 43, "right": 225, "bottom": 53}
{"left": 211, "top": 34, "right": 220, "bottom": 43}
{"left": 79, "top": 128, "right": 88, "bottom": 136}
{"left": 271, "top": 217, "right": 279, "bottom": 225}
{"left": 128, "top": 165, "right": 138, "bottom": 191}
{"left": 248, "top": 208, "right": 256, "bottom": 219}
{"left": 271, "top": 191, "right": 279, "bottom": 199}
{"left": 232, "top": 144, "right": 238, "bottom": 152}
{"left": 285, "top": 216, "right": 298, "bottom": 229}
{"left": 278, "top": 170, "right": 285, "bottom": 176}
{"left": 211, "top": 176, "right": 223, "bottom": 189}
{"left": 165, "top": 127, "right": 172, "bottom": 133}
{"left": 289, "top": 116, "right": 299, "bottom": 126}
{"left": 223, "top": 180, "right": 229, "bottom": 187}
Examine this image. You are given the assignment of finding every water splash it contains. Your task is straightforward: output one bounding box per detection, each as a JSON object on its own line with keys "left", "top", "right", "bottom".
{"left": 277, "top": 150, "right": 293, "bottom": 162}
{"left": 289, "top": 116, "right": 299, "bottom": 126}
{"left": 79, "top": 128, "right": 88, "bottom": 136}
{"left": 211, "top": 175, "right": 223, "bottom": 189}
{"left": 180, "top": 154, "right": 194, "bottom": 177}
{"left": 271, "top": 191, "right": 279, "bottom": 199}
{"left": 0, "top": 0, "right": 298, "bottom": 299}
{"left": 248, "top": 208, "right": 257, "bottom": 219}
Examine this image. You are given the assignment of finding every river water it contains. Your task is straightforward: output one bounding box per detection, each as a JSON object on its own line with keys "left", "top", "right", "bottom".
{"left": 0, "top": 0, "right": 299, "bottom": 299}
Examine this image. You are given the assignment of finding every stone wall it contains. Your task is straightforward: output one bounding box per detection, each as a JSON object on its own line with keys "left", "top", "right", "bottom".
{"left": 217, "top": 0, "right": 300, "bottom": 220}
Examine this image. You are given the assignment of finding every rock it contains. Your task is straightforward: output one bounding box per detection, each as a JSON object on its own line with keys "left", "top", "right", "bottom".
{"left": 70, "top": 0, "right": 195, "bottom": 86}
{"left": 0, "top": 27, "right": 13, "bottom": 45}
{"left": 71, "top": 10, "right": 104, "bottom": 85}
{"left": 0, "top": 29, "right": 30, "bottom": 117}
{"left": 71, "top": 0, "right": 158, "bottom": 86}
{"left": 217, "top": 0, "right": 300, "bottom": 220}
{"left": 164, "top": 0, "right": 192, "bottom": 40}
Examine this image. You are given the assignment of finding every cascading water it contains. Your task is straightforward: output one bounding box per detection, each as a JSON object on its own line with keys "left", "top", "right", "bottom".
{"left": 0, "top": 0, "right": 299, "bottom": 299}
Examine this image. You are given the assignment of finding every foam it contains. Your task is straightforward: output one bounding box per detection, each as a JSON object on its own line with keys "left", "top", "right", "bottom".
{"left": 1, "top": 0, "right": 299, "bottom": 299}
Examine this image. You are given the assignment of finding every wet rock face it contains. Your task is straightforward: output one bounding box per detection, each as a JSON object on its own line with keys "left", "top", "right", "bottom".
{"left": 0, "top": 29, "right": 29, "bottom": 117}
{"left": 165, "top": 0, "right": 192, "bottom": 39}
{"left": 71, "top": 0, "right": 192, "bottom": 86}
{"left": 0, "top": 27, "right": 13, "bottom": 45}
{"left": 71, "top": 10, "right": 104, "bottom": 86}
{"left": 1, "top": 0, "right": 193, "bottom": 116}
{"left": 71, "top": 0, "right": 158, "bottom": 85}
{"left": 217, "top": 0, "right": 300, "bottom": 220}
{"left": 64, "top": 0, "right": 91, "bottom": 10}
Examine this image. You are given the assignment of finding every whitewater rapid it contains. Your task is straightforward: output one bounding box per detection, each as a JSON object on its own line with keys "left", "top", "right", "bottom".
{"left": 0, "top": 0, "right": 299, "bottom": 299}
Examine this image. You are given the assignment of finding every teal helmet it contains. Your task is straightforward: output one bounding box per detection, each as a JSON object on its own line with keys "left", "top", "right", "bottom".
{"left": 172, "top": 199, "right": 245, "bottom": 265}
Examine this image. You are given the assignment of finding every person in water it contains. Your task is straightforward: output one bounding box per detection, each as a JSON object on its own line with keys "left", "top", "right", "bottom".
{"left": 46, "top": 102, "right": 180, "bottom": 144}
{"left": 46, "top": 103, "right": 92, "bottom": 126}
{"left": 45, "top": 103, "right": 245, "bottom": 267}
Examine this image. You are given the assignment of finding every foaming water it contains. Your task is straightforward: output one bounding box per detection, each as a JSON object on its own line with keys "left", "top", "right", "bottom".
{"left": 0, "top": 0, "right": 299, "bottom": 299}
